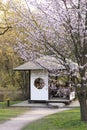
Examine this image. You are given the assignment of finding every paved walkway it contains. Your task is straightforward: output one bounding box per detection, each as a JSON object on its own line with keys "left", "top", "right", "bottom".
{"left": 0, "top": 100, "right": 80, "bottom": 130}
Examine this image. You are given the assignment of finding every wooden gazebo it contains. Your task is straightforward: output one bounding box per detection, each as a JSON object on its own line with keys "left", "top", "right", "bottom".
{"left": 14, "top": 56, "right": 77, "bottom": 104}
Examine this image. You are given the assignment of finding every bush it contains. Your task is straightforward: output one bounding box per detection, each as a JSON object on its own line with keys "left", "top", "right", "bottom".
{"left": 0, "top": 86, "right": 23, "bottom": 101}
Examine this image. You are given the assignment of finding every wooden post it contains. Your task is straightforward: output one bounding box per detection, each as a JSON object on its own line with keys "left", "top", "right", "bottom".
{"left": 28, "top": 70, "right": 31, "bottom": 102}
{"left": 7, "top": 99, "right": 10, "bottom": 107}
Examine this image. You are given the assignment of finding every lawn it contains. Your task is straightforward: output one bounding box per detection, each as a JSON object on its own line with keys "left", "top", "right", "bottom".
{"left": 22, "top": 108, "right": 87, "bottom": 130}
{"left": 0, "top": 101, "right": 30, "bottom": 123}
{"left": 0, "top": 107, "right": 29, "bottom": 123}
{"left": 0, "top": 100, "right": 21, "bottom": 108}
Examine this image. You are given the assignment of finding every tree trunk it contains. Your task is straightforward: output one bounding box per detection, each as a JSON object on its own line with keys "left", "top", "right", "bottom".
{"left": 77, "top": 90, "right": 87, "bottom": 122}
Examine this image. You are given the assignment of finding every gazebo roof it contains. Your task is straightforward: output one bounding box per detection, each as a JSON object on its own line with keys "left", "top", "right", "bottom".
{"left": 14, "top": 55, "right": 78, "bottom": 71}
{"left": 35, "top": 55, "right": 65, "bottom": 71}
{"left": 14, "top": 61, "right": 44, "bottom": 70}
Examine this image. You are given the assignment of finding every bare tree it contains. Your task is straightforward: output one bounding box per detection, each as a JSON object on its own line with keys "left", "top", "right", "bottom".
{"left": 10, "top": 0, "right": 87, "bottom": 121}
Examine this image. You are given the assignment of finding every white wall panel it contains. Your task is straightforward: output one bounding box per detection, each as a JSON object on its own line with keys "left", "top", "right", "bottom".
{"left": 31, "top": 70, "right": 48, "bottom": 100}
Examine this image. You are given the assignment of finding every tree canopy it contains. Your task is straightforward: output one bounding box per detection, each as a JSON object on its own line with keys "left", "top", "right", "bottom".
{"left": 9, "top": 0, "right": 87, "bottom": 121}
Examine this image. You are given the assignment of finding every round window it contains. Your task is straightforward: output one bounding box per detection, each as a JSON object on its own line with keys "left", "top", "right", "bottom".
{"left": 34, "top": 78, "right": 45, "bottom": 89}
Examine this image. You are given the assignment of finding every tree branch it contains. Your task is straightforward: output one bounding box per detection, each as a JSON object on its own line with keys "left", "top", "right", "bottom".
{"left": 0, "top": 26, "right": 12, "bottom": 35}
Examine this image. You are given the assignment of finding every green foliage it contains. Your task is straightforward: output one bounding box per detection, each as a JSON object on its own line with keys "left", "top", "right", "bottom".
{"left": 0, "top": 38, "right": 25, "bottom": 100}
{"left": 0, "top": 86, "right": 21, "bottom": 101}
{"left": 0, "top": 39, "right": 23, "bottom": 83}
{"left": 0, "top": 1, "right": 30, "bottom": 100}
{"left": 23, "top": 109, "right": 87, "bottom": 130}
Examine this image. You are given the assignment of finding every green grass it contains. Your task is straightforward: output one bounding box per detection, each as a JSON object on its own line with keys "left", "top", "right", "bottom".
{"left": 0, "top": 107, "right": 29, "bottom": 123}
{"left": 0, "top": 101, "right": 30, "bottom": 123}
{"left": 0, "top": 100, "right": 22, "bottom": 108}
{"left": 22, "top": 108, "right": 87, "bottom": 130}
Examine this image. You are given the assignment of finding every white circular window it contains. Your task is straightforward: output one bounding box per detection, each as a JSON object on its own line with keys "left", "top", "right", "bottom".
{"left": 34, "top": 78, "right": 45, "bottom": 89}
